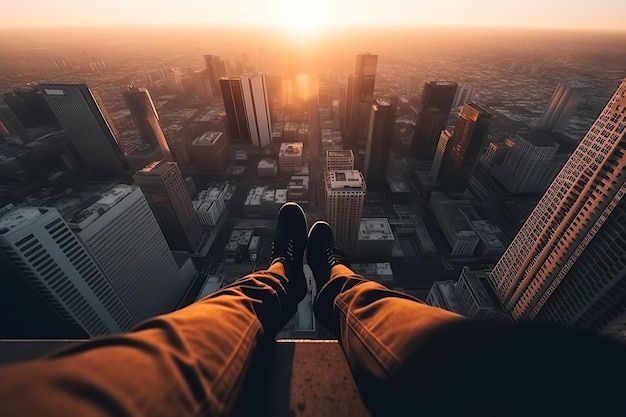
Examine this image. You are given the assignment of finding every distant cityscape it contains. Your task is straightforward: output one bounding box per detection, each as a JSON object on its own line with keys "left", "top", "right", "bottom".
{"left": 0, "top": 27, "right": 625, "bottom": 341}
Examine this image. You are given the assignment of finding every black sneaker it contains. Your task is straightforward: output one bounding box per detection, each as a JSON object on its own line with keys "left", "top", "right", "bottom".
{"left": 270, "top": 203, "right": 308, "bottom": 297}
{"left": 306, "top": 221, "right": 350, "bottom": 290}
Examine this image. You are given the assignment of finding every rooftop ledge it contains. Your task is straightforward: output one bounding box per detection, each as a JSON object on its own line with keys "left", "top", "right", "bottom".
{"left": 0, "top": 339, "right": 371, "bottom": 417}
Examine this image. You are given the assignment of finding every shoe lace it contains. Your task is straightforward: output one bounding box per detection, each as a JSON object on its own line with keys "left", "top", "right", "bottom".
{"left": 272, "top": 238, "right": 296, "bottom": 261}
{"left": 325, "top": 247, "right": 347, "bottom": 267}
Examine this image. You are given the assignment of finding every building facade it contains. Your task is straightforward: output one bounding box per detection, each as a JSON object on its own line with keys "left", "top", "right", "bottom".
{"left": 538, "top": 82, "right": 585, "bottom": 131}
{"left": 364, "top": 98, "right": 397, "bottom": 188}
{"left": 345, "top": 54, "right": 378, "bottom": 148}
{"left": 325, "top": 149, "right": 354, "bottom": 172}
{"left": 0, "top": 207, "right": 136, "bottom": 336}
{"left": 133, "top": 161, "right": 202, "bottom": 252}
{"left": 489, "top": 79, "right": 626, "bottom": 340}
{"left": 411, "top": 81, "right": 458, "bottom": 161}
{"left": 325, "top": 170, "right": 367, "bottom": 254}
{"left": 435, "top": 103, "right": 493, "bottom": 191}
{"left": 39, "top": 84, "right": 128, "bottom": 175}
{"left": 122, "top": 87, "right": 172, "bottom": 161}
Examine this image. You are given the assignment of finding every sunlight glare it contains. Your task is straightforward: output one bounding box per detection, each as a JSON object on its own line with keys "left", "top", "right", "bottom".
{"left": 269, "top": 0, "right": 336, "bottom": 38}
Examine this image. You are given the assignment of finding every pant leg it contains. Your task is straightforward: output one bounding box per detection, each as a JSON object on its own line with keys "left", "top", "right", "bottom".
{"left": 0, "top": 262, "right": 298, "bottom": 417}
{"left": 314, "top": 264, "right": 626, "bottom": 416}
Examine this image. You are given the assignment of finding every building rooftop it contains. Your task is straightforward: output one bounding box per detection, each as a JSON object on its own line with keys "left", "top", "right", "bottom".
{"left": 326, "top": 149, "right": 354, "bottom": 158}
{"left": 279, "top": 142, "right": 303, "bottom": 157}
{"left": 327, "top": 170, "right": 366, "bottom": 191}
{"left": 258, "top": 159, "right": 277, "bottom": 169}
{"left": 0, "top": 208, "right": 46, "bottom": 235}
{"left": 68, "top": 185, "right": 136, "bottom": 230}
{"left": 192, "top": 132, "right": 223, "bottom": 147}
{"left": 136, "top": 160, "right": 171, "bottom": 175}
{"left": 359, "top": 218, "right": 394, "bottom": 241}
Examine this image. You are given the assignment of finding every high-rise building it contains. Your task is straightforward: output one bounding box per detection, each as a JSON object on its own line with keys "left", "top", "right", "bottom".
{"left": 433, "top": 103, "right": 493, "bottom": 191}
{"left": 190, "top": 131, "right": 230, "bottom": 173}
{"left": 241, "top": 72, "right": 272, "bottom": 148}
{"left": 68, "top": 184, "right": 189, "bottom": 322}
{"left": 220, "top": 73, "right": 272, "bottom": 148}
{"left": 430, "top": 129, "right": 453, "bottom": 180}
{"left": 538, "top": 82, "right": 585, "bottom": 131}
{"left": 491, "top": 133, "right": 562, "bottom": 194}
{"left": 452, "top": 85, "right": 473, "bottom": 109}
{"left": 345, "top": 54, "right": 378, "bottom": 148}
{"left": 39, "top": 84, "right": 128, "bottom": 175}
{"left": 204, "top": 55, "right": 229, "bottom": 98}
{"left": 325, "top": 170, "right": 367, "bottom": 253}
{"left": 364, "top": 98, "right": 397, "bottom": 188}
{"left": 220, "top": 77, "right": 251, "bottom": 142}
{"left": 325, "top": 149, "right": 354, "bottom": 171}
{"left": 123, "top": 87, "right": 172, "bottom": 161}
{"left": 411, "top": 81, "right": 458, "bottom": 160}
{"left": 489, "top": 79, "right": 626, "bottom": 340}
{"left": 133, "top": 161, "right": 202, "bottom": 252}
{"left": 0, "top": 96, "right": 31, "bottom": 144}
{"left": 0, "top": 207, "right": 136, "bottom": 336}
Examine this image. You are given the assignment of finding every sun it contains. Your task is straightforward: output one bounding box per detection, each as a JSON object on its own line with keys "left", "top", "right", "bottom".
{"left": 269, "top": 0, "right": 336, "bottom": 38}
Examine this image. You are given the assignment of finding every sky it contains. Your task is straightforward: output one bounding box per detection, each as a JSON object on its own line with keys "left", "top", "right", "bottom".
{"left": 1, "top": 0, "right": 625, "bottom": 34}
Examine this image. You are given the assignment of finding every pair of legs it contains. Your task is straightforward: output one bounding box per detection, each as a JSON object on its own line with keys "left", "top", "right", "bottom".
{"left": 0, "top": 203, "right": 625, "bottom": 416}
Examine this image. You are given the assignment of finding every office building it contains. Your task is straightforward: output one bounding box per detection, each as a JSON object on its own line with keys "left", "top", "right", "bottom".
{"left": 452, "top": 85, "right": 473, "bottom": 109}
{"left": 220, "top": 73, "right": 272, "bottom": 148}
{"left": 67, "top": 184, "right": 188, "bottom": 322}
{"left": 39, "top": 84, "right": 128, "bottom": 175}
{"left": 358, "top": 218, "right": 395, "bottom": 259}
{"left": 279, "top": 142, "right": 304, "bottom": 173}
{"left": 429, "top": 193, "right": 479, "bottom": 256}
{"left": 241, "top": 72, "right": 273, "bottom": 148}
{"left": 325, "top": 170, "right": 367, "bottom": 254}
{"left": 122, "top": 87, "right": 172, "bottom": 161}
{"left": 492, "top": 134, "right": 561, "bottom": 194}
{"left": 220, "top": 77, "right": 250, "bottom": 141}
{"left": 430, "top": 129, "right": 453, "bottom": 180}
{"left": 479, "top": 139, "right": 515, "bottom": 168}
{"left": 538, "top": 82, "right": 585, "bottom": 131}
{"left": 204, "top": 55, "right": 229, "bottom": 98}
{"left": 345, "top": 54, "right": 378, "bottom": 148}
{"left": 411, "top": 81, "right": 458, "bottom": 160}
{"left": 193, "top": 188, "right": 226, "bottom": 227}
{"left": 190, "top": 131, "right": 230, "bottom": 173}
{"left": 489, "top": 79, "right": 626, "bottom": 340}
{"left": 364, "top": 98, "right": 397, "bottom": 188}
{"left": 0, "top": 96, "right": 31, "bottom": 144}
{"left": 433, "top": 103, "right": 493, "bottom": 191}
{"left": 325, "top": 149, "right": 354, "bottom": 171}
{"left": 0, "top": 207, "right": 136, "bottom": 336}
{"left": 133, "top": 161, "right": 202, "bottom": 252}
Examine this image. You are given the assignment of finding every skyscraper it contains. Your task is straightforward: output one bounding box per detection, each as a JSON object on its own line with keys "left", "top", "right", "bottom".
{"left": 345, "top": 54, "right": 378, "bottom": 148}
{"left": 489, "top": 79, "right": 626, "bottom": 340}
{"left": 432, "top": 103, "right": 493, "bottom": 191}
{"left": 0, "top": 96, "right": 31, "bottom": 144}
{"left": 241, "top": 73, "right": 273, "bottom": 148}
{"left": 0, "top": 207, "right": 136, "bottom": 336}
{"left": 204, "top": 55, "right": 229, "bottom": 98}
{"left": 538, "top": 82, "right": 585, "bottom": 131}
{"left": 69, "top": 184, "right": 190, "bottom": 322}
{"left": 364, "top": 98, "right": 397, "bottom": 188}
{"left": 325, "top": 170, "right": 367, "bottom": 254}
{"left": 220, "top": 77, "right": 251, "bottom": 142}
{"left": 39, "top": 84, "right": 128, "bottom": 175}
{"left": 133, "top": 161, "right": 202, "bottom": 252}
{"left": 123, "top": 87, "right": 172, "bottom": 161}
{"left": 411, "top": 81, "right": 458, "bottom": 160}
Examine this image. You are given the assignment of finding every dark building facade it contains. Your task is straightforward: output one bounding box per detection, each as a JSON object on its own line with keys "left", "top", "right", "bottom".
{"left": 123, "top": 87, "right": 172, "bottom": 161}
{"left": 345, "top": 54, "right": 378, "bottom": 149}
{"left": 133, "top": 161, "right": 202, "bottom": 252}
{"left": 39, "top": 84, "right": 128, "bottom": 175}
{"left": 364, "top": 98, "right": 397, "bottom": 188}
{"left": 220, "top": 77, "right": 251, "bottom": 142}
{"left": 411, "top": 81, "right": 458, "bottom": 161}
{"left": 435, "top": 103, "right": 493, "bottom": 191}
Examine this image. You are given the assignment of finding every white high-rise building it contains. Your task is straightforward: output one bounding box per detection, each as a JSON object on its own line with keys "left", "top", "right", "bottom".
{"left": 241, "top": 73, "right": 272, "bottom": 148}
{"left": 325, "top": 170, "right": 367, "bottom": 253}
{"left": 325, "top": 149, "right": 354, "bottom": 172}
{"left": 489, "top": 79, "right": 626, "bottom": 340}
{"left": 0, "top": 208, "right": 136, "bottom": 336}
{"left": 69, "top": 184, "right": 189, "bottom": 322}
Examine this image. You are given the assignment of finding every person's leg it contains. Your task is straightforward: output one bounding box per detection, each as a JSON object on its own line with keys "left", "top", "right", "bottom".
{"left": 0, "top": 203, "right": 308, "bottom": 417}
{"left": 308, "top": 221, "right": 626, "bottom": 416}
